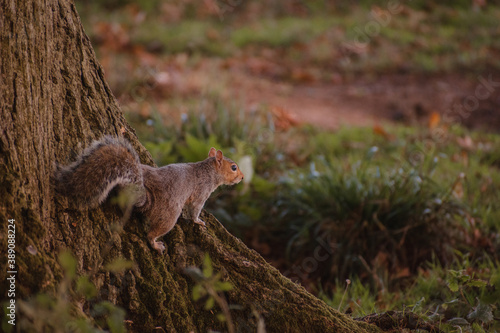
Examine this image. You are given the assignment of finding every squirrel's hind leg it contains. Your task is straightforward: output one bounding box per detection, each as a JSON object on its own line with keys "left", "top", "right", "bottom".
{"left": 147, "top": 212, "right": 180, "bottom": 254}
{"left": 150, "top": 238, "right": 165, "bottom": 254}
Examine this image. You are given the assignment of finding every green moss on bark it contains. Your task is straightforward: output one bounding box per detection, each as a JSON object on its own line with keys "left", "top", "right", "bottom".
{"left": 1, "top": 0, "right": 380, "bottom": 331}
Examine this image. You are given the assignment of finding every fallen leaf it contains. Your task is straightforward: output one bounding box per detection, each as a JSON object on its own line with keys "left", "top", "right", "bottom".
{"left": 396, "top": 267, "right": 411, "bottom": 279}
{"left": 451, "top": 174, "right": 465, "bottom": 199}
{"left": 428, "top": 112, "right": 440, "bottom": 129}
{"left": 290, "top": 68, "right": 316, "bottom": 83}
{"left": 460, "top": 150, "right": 469, "bottom": 167}
{"left": 373, "top": 124, "right": 392, "bottom": 140}
{"left": 270, "top": 105, "right": 301, "bottom": 131}
{"left": 372, "top": 251, "right": 389, "bottom": 269}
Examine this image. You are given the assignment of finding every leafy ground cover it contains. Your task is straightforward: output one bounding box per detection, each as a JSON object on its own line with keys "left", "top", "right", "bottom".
{"left": 77, "top": 0, "right": 500, "bottom": 131}
{"left": 124, "top": 94, "right": 500, "bottom": 331}
{"left": 75, "top": 0, "right": 500, "bottom": 331}
{"left": 78, "top": 0, "right": 500, "bottom": 76}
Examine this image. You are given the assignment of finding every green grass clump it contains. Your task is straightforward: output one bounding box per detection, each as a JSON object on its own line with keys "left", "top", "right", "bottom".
{"left": 133, "top": 20, "right": 233, "bottom": 56}
{"left": 275, "top": 155, "right": 465, "bottom": 282}
{"left": 127, "top": 97, "right": 280, "bottom": 166}
{"left": 123, "top": 94, "right": 500, "bottom": 333}
{"left": 267, "top": 124, "right": 500, "bottom": 284}
{"left": 78, "top": 0, "right": 500, "bottom": 75}
{"left": 231, "top": 17, "right": 335, "bottom": 48}
{"left": 125, "top": 94, "right": 500, "bottom": 318}
{"left": 323, "top": 254, "right": 500, "bottom": 332}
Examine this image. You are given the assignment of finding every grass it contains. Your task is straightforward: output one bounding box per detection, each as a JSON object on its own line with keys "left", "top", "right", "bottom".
{"left": 122, "top": 93, "right": 500, "bottom": 330}
{"left": 322, "top": 254, "right": 500, "bottom": 332}
{"left": 276, "top": 156, "right": 464, "bottom": 279}
{"left": 230, "top": 17, "right": 335, "bottom": 48}
{"left": 75, "top": 0, "right": 500, "bottom": 330}
{"left": 133, "top": 20, "right": 234, "bottom": 56}
{"left": 76, "top": 1, "right": 500, "bottom": 75}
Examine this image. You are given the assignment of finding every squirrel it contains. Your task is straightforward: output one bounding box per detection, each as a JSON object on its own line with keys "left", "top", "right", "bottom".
{"left": 54, "top": 136, "right": 244, "bottom": 253}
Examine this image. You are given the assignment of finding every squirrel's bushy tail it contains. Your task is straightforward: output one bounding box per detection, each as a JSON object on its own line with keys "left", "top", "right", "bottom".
{"left": 54, "top": 136, "right": 144, "bottom": 208}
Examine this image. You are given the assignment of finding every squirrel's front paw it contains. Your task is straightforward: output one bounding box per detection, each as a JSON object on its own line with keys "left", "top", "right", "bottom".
{"left": 194, "top": 218, "right": 206, "bottom": 227}
{"left": 152, "top": 240, "right": 166, "bottom": 254}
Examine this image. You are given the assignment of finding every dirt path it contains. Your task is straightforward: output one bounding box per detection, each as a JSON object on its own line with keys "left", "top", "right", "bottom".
{"left": 228, "top": 70, "right": 500, "bottom": 131}
{"left": 117, "top": 56, "right": 500, "bottom": 133}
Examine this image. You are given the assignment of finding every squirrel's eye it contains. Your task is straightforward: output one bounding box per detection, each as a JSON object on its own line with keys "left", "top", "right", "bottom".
{"left": 231, "top": 164, "right": 237, "bottom": 171}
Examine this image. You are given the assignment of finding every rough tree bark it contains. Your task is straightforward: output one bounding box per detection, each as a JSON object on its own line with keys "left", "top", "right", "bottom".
{"left": 0, "top": 0, "right": 380, "bottom": 332}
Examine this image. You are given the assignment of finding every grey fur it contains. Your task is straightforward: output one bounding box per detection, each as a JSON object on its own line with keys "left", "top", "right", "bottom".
{"left": 54, "top": 136, "right": 244, "bottom": 254}
{"left": 54, "top": 136, "right": 144, "bottom": 208}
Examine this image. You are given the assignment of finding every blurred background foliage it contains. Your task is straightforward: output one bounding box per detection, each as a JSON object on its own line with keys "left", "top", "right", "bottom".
{"left": 71, "top": 0, "right": 500, "bottom": 331}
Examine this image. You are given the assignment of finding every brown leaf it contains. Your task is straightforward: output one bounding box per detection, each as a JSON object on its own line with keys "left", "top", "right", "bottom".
{"left": 460, "top": 150, "right": 469, "bottom": 167}
{"left": 428, "top": 112, "right": 440, "bottom": 129}
{"left": 373, "top": 124, "right": 392, "bottom": 140}
{"left": 372, "top": 251, "right": 389, "bottom": 269}
{"left": 290, "top": 68, "right": 316, "bottom": 83}
{"left": 396, "top": 267, "right": 411, "bottom": 279}
{"left": 270, "top": 105, "right": 301, "bottom": 131}
{"left": 451, "top": 173, "right": 465, "bottom": 199}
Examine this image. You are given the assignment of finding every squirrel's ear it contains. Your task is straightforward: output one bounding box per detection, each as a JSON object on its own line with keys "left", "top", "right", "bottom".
{"left": 208, "top": 147, "right": 217, "bottom": 158}
{"left": 215, "top": 150, "right": 223, "bottom": 166}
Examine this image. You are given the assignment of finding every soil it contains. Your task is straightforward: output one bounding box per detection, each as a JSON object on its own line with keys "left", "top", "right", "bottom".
{"left": 227, "top": 68, "right": 500, "bottom": 132}
{"left": 116, "top": 55, "right": 500, "bottom": 133}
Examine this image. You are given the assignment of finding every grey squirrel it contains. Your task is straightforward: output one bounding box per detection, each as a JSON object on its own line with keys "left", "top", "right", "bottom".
{"left": 54, "top": 136, "right": 244, "bottom": 253}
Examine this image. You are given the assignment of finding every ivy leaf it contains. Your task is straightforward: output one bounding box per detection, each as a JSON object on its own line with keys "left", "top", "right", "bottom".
{"left": 58, "top": 251, "right": 77, "bottom": 279}
{"left": 192, "top": 284, "right": 205, "bottom": 301}
{"left": 76, "top": 275, "right": 97, "bottom": 299}
{"left": 467, "top": 279, "right": 487, "bottom": 288}
{"left": 467, "top": 302, "right": 493, "bottom": 324}
{"left": 214, "top": 281, "right": 233, "bottom": 292}
{"left": 447, "top": 279, "right": 459, "bottom": 292}
{"left": 105, "top": 258, "right": 134, "bottom": 273}
{"left": 204, "top": 296, "right": 215, "bottom": 310}
{"left": 203, "top": 254, "right": 213, "bottom": 278}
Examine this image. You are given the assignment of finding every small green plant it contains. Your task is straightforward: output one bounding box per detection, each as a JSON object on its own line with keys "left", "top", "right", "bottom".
{"left": 411, "top": 257, "right": 500, "bottom": 332}
{"left": 124, "top": 84, "right": 500, "bottom": 327}
{"left": 185, "top": 254, "right": 235, "bottom": 333}
{"left": 275, "top": 152, "right": 466, "bottom": 284}
{"left": 4, "top": 251, "right": 131, "bottom": 333}
{"left": 441, "top": 264, "right": 500, "bottom": 331}
{"left": 132, "top": 102, "right": 500, "bottom": 294}
{"left": 320, "top": 277, "right": 380, "bottom": 317}
{"left": 130, "top": 97, "right": 279, "bottom": 164}
{"left": 322, "top": 255, "right": 500, "bottom": 331}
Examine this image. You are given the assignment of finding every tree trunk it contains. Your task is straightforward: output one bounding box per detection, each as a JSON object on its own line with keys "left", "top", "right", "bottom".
{"left": 0, "top": 0, "right": 379, "bottom": 332}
